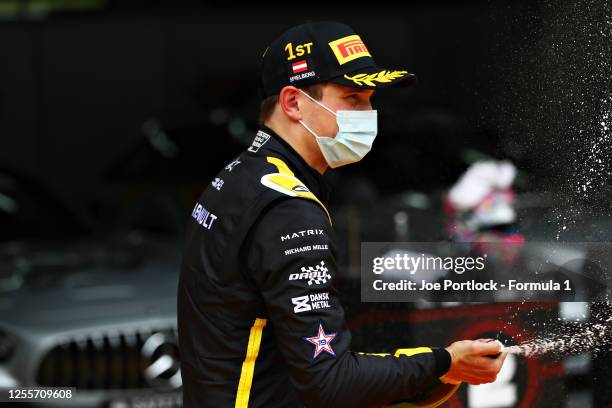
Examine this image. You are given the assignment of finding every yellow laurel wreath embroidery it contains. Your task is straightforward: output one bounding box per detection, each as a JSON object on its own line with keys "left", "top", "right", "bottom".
{"left": 343, "top": 70, "right": 408, "bottom": 86}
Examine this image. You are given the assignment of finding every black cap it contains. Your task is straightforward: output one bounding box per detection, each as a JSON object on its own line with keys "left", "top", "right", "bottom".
{"left": 260, "top": 21, "right": 416, "bottom": 98}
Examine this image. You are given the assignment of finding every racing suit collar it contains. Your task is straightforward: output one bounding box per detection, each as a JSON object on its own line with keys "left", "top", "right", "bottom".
{"left": 258, "top": 125, "right": 331, "bottom": 204}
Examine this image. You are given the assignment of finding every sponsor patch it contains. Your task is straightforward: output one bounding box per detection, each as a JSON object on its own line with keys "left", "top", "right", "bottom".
{"left": 328, "top": 34, "right": 371, "bottom": 65}
{"left": 304, "top": 321, "right": 337, "bottom": 359}
{"left": 280, "top": 229, "right": 325, "bottom": 242}
{"left": 248, "top": 130, "right": 271, "bottom": 153}
{"left": 291, "top": 292, "right": 331, "bottom": 314}
{"left": 225, "top": 159, "right": 241, "bottom": 172}
{"left": 289, "top": 261, "right": 331, "bottom": 286}
{"left": 284, "top": 244, "right": 329, "bottom": 256}
{"left": 191, "top": 203, "right": 218, "bottom": 230}
{"left": 211, "top": 178, "right": 224, "bottom": 191}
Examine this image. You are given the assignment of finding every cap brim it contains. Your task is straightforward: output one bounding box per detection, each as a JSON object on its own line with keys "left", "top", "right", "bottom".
{"left": 328, "top": 66, "right": 417, "bottom": 90}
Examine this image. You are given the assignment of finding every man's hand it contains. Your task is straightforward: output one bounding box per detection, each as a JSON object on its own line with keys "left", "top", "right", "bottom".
{"left": 440, "top": 339, "right": 508, "bottom": 385}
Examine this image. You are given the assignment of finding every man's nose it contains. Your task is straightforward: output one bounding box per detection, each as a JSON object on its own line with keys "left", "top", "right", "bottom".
{"left": 359, "top": 101, "right": 373, "bottom": 110}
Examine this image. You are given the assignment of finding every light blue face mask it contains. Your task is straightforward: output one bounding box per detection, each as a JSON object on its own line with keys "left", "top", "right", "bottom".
{"left": 298, "top": 90, "right": 378, "bottom": 168}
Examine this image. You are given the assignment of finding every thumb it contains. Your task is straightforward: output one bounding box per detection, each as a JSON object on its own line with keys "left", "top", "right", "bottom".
{"left": 473, "top": 340, "right": 504, "bottom": 356}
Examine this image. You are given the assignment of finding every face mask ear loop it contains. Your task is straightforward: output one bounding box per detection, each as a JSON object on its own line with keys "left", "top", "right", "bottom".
{"left": 298, "top": 89, "right": 337, "bottom": 117}
{"left": 298, "top": 119, "right": 319, "bottom": 138}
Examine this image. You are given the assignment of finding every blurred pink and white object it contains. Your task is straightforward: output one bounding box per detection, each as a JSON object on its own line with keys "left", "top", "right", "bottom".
{"left": 444, "top": 161, "right": 524, "bottom": 254}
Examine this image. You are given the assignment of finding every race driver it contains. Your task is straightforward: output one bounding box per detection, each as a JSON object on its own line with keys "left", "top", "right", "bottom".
{"left": 177, "top": 21, "right": 507, "bottom": 408}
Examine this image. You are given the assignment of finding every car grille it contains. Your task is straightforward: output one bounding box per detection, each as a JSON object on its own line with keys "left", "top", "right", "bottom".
{"left": 36, "top": 327, "right": 179, "bottom": 390}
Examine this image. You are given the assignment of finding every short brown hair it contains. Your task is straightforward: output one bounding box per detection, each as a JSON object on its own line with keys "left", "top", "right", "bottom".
{"left": 259, "top": 84, "right": 325, "bottom": 125}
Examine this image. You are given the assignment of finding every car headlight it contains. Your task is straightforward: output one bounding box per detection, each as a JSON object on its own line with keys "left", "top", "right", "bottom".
{"left": 0, "top": 329, "right": 16, "bottom": 362}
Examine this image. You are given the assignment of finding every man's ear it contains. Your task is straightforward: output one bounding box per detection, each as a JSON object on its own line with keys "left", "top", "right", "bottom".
{"left": 278, "top": 86, "right": 302, "bottom": 122}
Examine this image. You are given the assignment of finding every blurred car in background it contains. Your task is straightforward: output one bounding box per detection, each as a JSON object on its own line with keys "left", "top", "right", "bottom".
{"left": 0, "top": 143, "right": 607, "bottom": 407}
{"left": 0, "top": 166, "right": 97, "bottom": 243}
{"left": 0, "top": 166, "right": 183, "bottom": 407}
{"left": 92, "top": 118, "right": 247, "bottom": 239}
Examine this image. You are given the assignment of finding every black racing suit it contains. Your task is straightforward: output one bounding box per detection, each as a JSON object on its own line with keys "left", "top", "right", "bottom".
{"left": 177, "top": 126, "right": 452, "bottom": 408}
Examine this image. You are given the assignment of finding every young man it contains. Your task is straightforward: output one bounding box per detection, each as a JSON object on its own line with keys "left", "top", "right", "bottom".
{"left": 177, "top": 21, "right": 507, "bottom": 408}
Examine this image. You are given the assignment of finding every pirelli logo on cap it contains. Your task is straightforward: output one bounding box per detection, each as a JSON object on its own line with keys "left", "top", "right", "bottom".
{"left": 328, "top": 34, "right": 371, "bottom": 65}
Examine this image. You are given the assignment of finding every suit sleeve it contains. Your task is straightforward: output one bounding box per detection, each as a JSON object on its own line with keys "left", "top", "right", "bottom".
{"left": 245, "top": 198, "right": 451, "bottom": 408}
